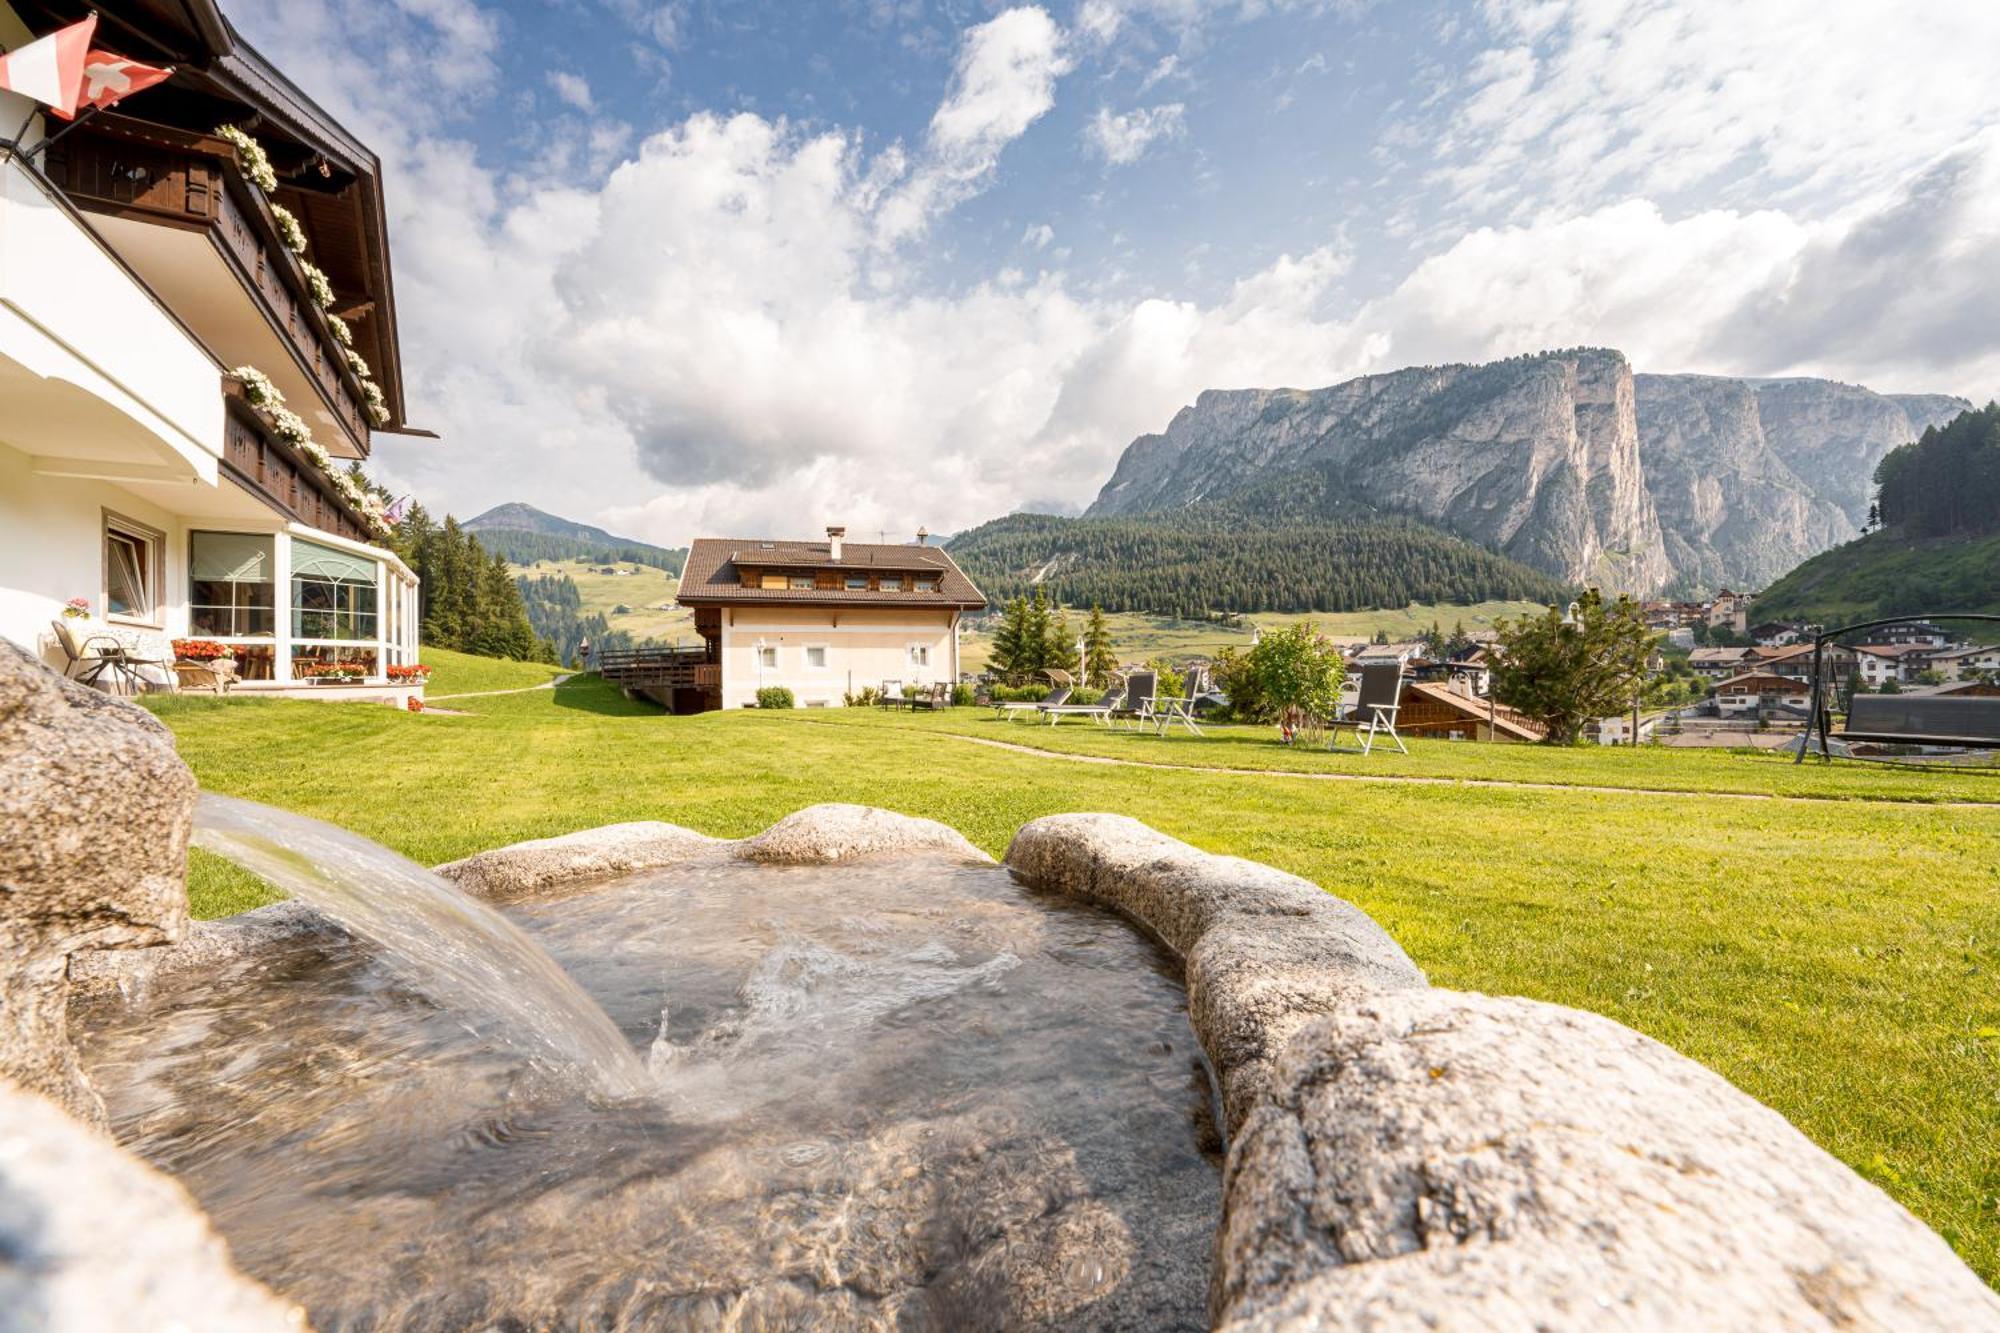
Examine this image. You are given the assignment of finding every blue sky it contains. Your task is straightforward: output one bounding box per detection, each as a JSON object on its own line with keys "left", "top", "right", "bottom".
{"left": 224, "top": 0, "right": 2000, "bottom": 545}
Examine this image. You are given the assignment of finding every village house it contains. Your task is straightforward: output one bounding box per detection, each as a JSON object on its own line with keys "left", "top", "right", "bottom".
{"left": 1713, "top": 671, "right": 1812, "bottom": 717}
{"left": 1749, "top": 621, "right": 1813, "bottom": 647}
{"left": 0, "top": 3, "right": 422, "bottom": 700}
{"left": 665, "top": 527, "right": 987, "bottom": 712}
{"left": 1388, "top": 676, "right": 1546, "bottom": 742}
{"left": 1708, "top": 590, "right": 1754, "bottom": 633}
{"left": 1851, "top": 645, "right": 1919, "bottom": 689}
{"left": 1930, "top": 643, "right": 2000, "bottom": 682}
{"left": 1688, "top": 646, "right": 1756, "bottom": 680}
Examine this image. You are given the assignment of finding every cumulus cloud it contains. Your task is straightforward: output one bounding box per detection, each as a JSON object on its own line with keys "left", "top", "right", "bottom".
{"left": 1085, "top": 102, "right": 1187, "bottom": 164}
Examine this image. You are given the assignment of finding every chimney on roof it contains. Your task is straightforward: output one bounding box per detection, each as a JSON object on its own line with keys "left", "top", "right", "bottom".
{"left": 827, "top": 525, "right": 845, "bottom": 561}
{"left": 916, "top": 525, "right": 930, "bottom": 546}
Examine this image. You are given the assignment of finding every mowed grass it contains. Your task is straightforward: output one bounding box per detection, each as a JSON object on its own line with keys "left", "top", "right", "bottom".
{"left": 506, "top": 558, "right": 694, "bottom": 642}
{"left": 958, "top": 600, "right": 1544, "bottom": 673}
{"left": 145, "top": 656, "right": 2000, "bottom": 1284}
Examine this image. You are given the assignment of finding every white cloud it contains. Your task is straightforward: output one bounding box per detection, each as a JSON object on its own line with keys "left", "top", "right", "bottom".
{"left": 1022, "top": 222, "right": 1056, "bottom": 248}
{"left": 876, "top": 7, "right": 1073, "bottom": 243}
{"left": 546, "top": 70, "right": 594, "bottom": 112}
{"left": 1085, "top": 102, "right": 1186, "bottom": 164}
{"left": 1413, "top": 0, "right": 2000, "bottom": 227}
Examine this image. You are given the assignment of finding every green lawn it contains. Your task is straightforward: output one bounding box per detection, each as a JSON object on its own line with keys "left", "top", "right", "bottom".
{"left": 144, "top": 654, "right": 2000, "bottom": 1284}
{"left": 958, "top": 601, "right": 1544, "bottom": 673}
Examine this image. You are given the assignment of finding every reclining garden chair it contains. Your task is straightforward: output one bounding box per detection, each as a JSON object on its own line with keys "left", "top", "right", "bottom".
{"left": 996, "top": 670, "right": 1072, "bottom": 722}
{"left": 1039, "top": 677, "right": 1128, "bottom": 727}
{"left": 1110, "top": 671, "right": 1156, "bottom": 730}
{"left": 1152, "top": 668, "right": 1206, "bottom": 736}
{"left": 1329, "top": 661, "right": 1408, "bottom": 755}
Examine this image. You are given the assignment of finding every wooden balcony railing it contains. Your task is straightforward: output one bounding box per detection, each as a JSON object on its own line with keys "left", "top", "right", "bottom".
{"left": 598, "top": 647, "right": 720, "bottom": 690}
{"left": 44, "top": 118, "right": 377, "bottom": 453}
{"left": 221, "top": 386, "right": 374, "bottom": 544}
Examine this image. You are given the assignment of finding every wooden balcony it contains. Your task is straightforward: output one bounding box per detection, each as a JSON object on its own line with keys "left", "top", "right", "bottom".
{"left": 43, "top": 117, "right": 379, "bottom": 455}
{"left": 598, "top": 647, "right": 721, "bottom": 691}
{"left": 220, "top": 385, "right": 374, "bottom": 544}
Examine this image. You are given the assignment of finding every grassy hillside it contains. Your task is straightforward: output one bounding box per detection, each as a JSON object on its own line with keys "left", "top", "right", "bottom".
{"left": 507, "top": 558, "right": 694, "bottom": 643}
{"left": 144, "top": 682, "right": 2000, "bottom": 1283}
{"left": 468, "top": 502, "right": 687, "bottom": 574}
{"left": 1757, "top": 529, "right": 2000, "bottom": 624}
{"left": 948, "top": 508, "right": 1568, "bottom": 618}
{"left": 957, "top": 602, "right": 1544, "bottom": 673}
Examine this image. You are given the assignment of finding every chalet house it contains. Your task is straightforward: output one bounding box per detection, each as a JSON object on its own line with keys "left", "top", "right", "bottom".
{"left": 1748, "top": 642, "right": 1856, "bottom": 681}
{"left": 0, "top": 2, "right": 422, "bottom": 698}
{"left": 1714, "top": 671, "right": 1812, "bottom": 717}
{"left": 1688, "top": 646, "right": 1755, "bottom": 679}
{"left": 1852, "top": 643, "right": 1942, "bottom": 688}
{"left": 673, "top": 528, "right": 987, "bottom": 711}
{"left": 1931, "top": 644, "right": 2000, "bottom": 682}
{"left": 1749, "top": 621, "right": 1813, "bottom": 647}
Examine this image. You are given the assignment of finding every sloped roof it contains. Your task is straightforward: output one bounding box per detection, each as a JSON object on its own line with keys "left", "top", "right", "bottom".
{"left": 677, "top": 537, "right": 987, "bottom": 609}
{"left": 1402, "top": 682, "right": 1546, "bottom": 741}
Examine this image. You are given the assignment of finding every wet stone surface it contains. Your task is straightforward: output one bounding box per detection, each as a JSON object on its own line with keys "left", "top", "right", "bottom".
{"left": 76, "top": 854, "right": 1220, "bottom": 1331}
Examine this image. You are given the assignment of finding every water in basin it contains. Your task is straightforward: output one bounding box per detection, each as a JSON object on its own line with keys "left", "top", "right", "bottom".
{"left": 78, "top": 850, "right": 1222, "bottom": 1330}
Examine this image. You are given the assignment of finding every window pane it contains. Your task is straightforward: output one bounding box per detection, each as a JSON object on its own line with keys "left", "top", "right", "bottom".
{"left": 806, "top": 646, "right": 826, "bottom": 667}
{"left": 788, "top": 575, "right": 813, "bottom": 589}
{"left": 845, "top": 575, "right": 867, "bottom": 590}
{"left": 190, "top": 534, "right": 276, "bottom": 637}
{"left": 880, "top": 577, "right": 902, "bottom": 591}
{"left": 106, "top": 532, "right": 149, "bottom": 618}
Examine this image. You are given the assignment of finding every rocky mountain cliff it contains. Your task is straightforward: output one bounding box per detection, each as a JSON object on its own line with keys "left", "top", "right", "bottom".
{"left": 1086, "top": 351, "right": 1968, "bottom": 596}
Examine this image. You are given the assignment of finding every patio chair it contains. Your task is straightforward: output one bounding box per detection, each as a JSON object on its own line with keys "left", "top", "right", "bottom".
{"left": 50, "top": 616, "right": 169, "bottom": 697}
{"left": 1329, "top": 661, "right": 1408, "bottom": 755}
{"left": 1152, "top": 668, "right": 1206, "bottom": 736}
{"left": 877, "top": 680, "right": 903, "bottom": 708}
{"left": 1113, "top": 671, "right": 1157, "bottom": 730}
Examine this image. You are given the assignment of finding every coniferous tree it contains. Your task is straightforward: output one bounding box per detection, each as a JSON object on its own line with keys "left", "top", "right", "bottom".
{"left": 1084, "top": 605, "right": 1119, "bottom": 686}
{"left": 990, "top": 596, "right": 1029, "bottom": 680}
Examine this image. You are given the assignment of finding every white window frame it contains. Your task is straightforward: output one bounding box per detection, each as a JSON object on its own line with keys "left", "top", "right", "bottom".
{"left": 102, "top": 510, "right": 164, "bottom": 628}
{"left": 756, "top": 644, "right": 779, "bottom": 669}
{"left": 907, "top": 642, "right": 931, "bottom": 669}
{"left": 803, "top": 643, "right": 829, "bottom": 670}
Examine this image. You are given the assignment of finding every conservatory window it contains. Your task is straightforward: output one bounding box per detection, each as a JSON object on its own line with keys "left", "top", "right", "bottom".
{"left": 189, "top": 533, "right": 275, "bottom": 637}
{"left": 291, "top": 539, "right": 379, "bottom": 641}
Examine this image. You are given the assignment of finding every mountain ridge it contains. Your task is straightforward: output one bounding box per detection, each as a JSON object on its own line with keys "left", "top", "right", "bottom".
{"left": 466, "top": 503, "right": 687, "bottom": 574}
{"left": 1084, "top": 350, "right": 1968, "bottom": 596}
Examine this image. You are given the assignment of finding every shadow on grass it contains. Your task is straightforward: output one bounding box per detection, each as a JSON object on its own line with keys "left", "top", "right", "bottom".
{"left": 552, "top": 672, "right": 666, "bottom": 716}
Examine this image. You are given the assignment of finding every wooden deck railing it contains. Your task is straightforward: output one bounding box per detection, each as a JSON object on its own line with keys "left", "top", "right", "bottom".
{"left": 597, "top": 647, "right": 719, "bottom": 690}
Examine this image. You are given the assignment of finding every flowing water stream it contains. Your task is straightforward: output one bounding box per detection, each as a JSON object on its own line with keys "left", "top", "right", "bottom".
{"left": 190, "top": 793, "right": 652, "bottom": 1096}
{"left": 84, "top": 807, "right": 1221, "bottom": 1330}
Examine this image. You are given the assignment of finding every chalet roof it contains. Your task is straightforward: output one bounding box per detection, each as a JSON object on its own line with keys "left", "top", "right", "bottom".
{"left": 1715, "top": 671, "right": 1806, "bottom": 691}
{"left": 1689, "top": 647, "right": 1753, "bottom": 663}
{"left": 1930, "top": 643, "right": 2000, "bottom": 660}
{"left": 1403, "top": 681, "right": 1546, "bottom": 741}
{"left": 677, "top": 537, "right": 987, "bottom": 609}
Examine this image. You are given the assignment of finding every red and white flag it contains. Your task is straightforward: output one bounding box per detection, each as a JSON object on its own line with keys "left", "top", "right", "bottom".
{"left": 0, "top": 16, "right": 96, "bottom": 118}
{"left": 50, "top": 51, "right": 173, "bottom": 119}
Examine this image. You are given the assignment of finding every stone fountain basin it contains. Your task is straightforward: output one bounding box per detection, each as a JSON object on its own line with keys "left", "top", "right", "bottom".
{"left": 55, "top": 802, "right": 2000, "bottom": 1331}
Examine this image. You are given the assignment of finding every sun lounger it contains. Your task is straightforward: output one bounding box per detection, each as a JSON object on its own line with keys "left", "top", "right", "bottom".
{"left": 1040, "top": 683, "right": 1127, "bottom": 726}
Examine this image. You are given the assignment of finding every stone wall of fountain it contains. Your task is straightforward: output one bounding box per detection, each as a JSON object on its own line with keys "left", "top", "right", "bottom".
{"left": 5, "top": 638, "right": 2000, "bottom": 1330}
